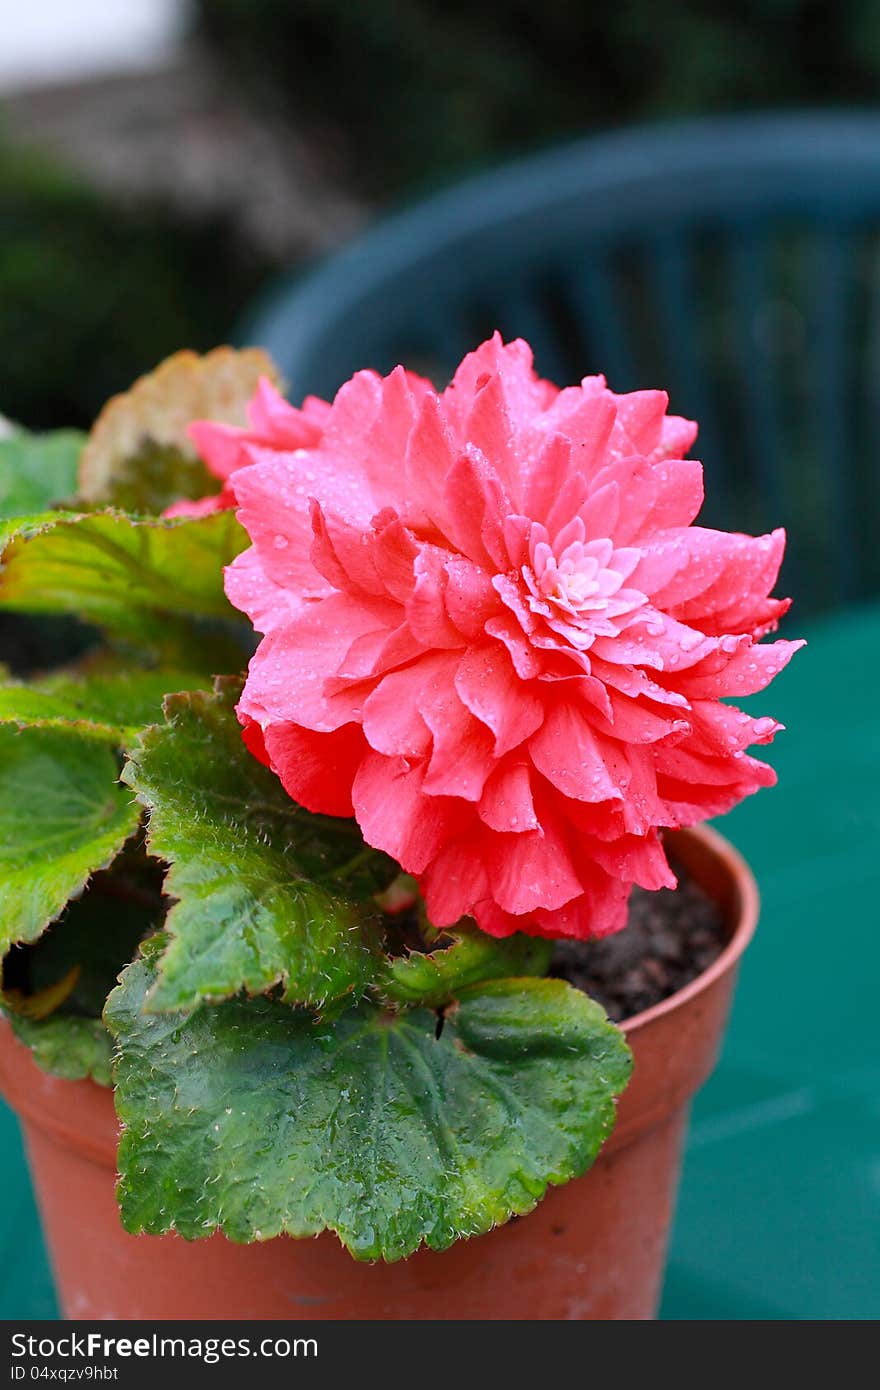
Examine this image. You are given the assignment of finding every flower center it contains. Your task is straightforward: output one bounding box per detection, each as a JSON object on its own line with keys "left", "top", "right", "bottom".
{"left": 521, "top": 519, "right": 647, "bottom": 649}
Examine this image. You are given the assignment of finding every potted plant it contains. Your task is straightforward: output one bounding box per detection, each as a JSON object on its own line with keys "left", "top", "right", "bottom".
{"left": 0, "top": 338, "right": 800, "bottom": 1320}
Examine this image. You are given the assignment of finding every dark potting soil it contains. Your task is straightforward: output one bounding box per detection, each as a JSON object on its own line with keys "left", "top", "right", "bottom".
{"left": 549, "top": 860, "right": 726, "bottom": 1022}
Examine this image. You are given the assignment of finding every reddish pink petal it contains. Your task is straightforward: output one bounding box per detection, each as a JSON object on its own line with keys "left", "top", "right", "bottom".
{"left": 443, "top": 557, "right": 500, "bottom": 639}
{"left": 656, "top": 742, "right": 777, "bottom": 789}
{"left": 577, "top": 480, "right": 620, "bottom": 541}
{"left": 262, "top": 721, "right": 365, "bottom": 816}
{"left": 309, "top": 501, "right": 386, "bottom": 597}
{"left": 238, "top": 713, "right": 271, "bottom": 767}
{"left": 232, "top": 456, "right": 334, "bottom": 596}
{"left": 594, "top": 457, "right": 704, "bottom": 544}
{"left": 545, "top": 472, "right": 592, "bottom": 540}
{"left": 361, "top": 658, "right": 443, "bottom": 757}
{"left": 406, "top": 549, "right": 468, "bottom": 650}
{"left": 223, "top": 545, "right": 314, "bottom": 634}
{"left": 678, "top": 529, "right": 787, "bottom": 634}
{"left": 352, "top": 752, "right": 468, "bottom": 874}
{"left": 678, "top": 638, "right": 804, "bottom": 698}
{"left": 484, "top": 612, "right": 544, "bottom": 679}
{"left": 464, "top": 898, "right": 521, "bottom": 939}
{"left": 657, "top": 754, "right": 777, "bottom": 823}
{"left": 594, "top": 692, "right": 690, "bottom": 745}
{"left": 588, "top": 831, "right": 676, "bottom": 891}
{"left": 403, "top": 392, "right": 457, "bottom": 531}
{"left": 241, "top": 591, "right": 397, "bottom": 731}
{"left": 455, "top": 643, "right": 544, "bottom": 756}
{"left": 609, "top": 389, "right": 697, "bottom": 462}
{"left": 686, "top": 700, "right": 782, "bottom": 756}
{"left": 248, "top": 377, "right": 329, "bottom": 445}
{"left": 419, "top": 675, "right": 496, "bottom": 800}
{"left": 165, "top": 491, "right": 231, "bottom": 519}
{"left": 594, "top": 611, "right": 717, "bottom": 674}
{"left": 188, "top": 421, "right": 248, "bottom": 483}
{"left": 529, "top": 700, "right": 624, "bottom": 802}
{"left": 531, "top": 389, "right": 616, "bottom": 478}
{"left": 658, "top": 413, "right": 699, "bottom": 459}
{"left": 591, "top": 656, "right": 691, "bottom": 709}
{"left": 483, "top": 816, "right": 582, "bottom": 916}
{"left": 330, "top": 624, "right": 406, "bottom": 684}
{"left": 443, "top": 335, "right": 553, "bottom": 442}
{"left": 360, "top": 367, "right": 434, "bottom": 507}
{"left": 610, "top": 390, "right": 672, "bottom": 453}
{"left": 320, "top": 369, "right": 431, "bottom": 515}
{"left": 370, "top": 514, "right": 420, "bottom": 603}
{"left": 520, "top": 434, "right": 574, "bottom": 525}
{"left": 530, "top": 873, "right": 632, "bottom": 939}
{"left": 418, "top": 827, "right": 490, "bottom": 925}
{"left": 461, "top": 370, "right": 518, "bottom": 497}
{"left": 442, "top": 445, "right": 510, "bottom": 569}
{"left": 478, "top": 760, "right": 540, "bottom": 833}
{"left": 627, "top": 527, "right": 714, "bottom": 600}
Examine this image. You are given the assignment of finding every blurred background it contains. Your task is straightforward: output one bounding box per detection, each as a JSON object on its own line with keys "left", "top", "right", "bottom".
{"left": 2, "top": 0, "right": 879, "bottom": 1321}
{"left": 6, "top": 0, "right": 880, "bottom": 431}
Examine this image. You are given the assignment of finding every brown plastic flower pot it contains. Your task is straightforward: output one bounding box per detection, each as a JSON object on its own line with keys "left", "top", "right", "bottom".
{"left": 0, "top": 823, "right": 757, "bottom": 1321}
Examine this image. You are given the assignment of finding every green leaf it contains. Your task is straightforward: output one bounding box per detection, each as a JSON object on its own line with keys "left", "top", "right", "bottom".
{"left": 378, "top": 928, "right": 553, "bottom": 1007}
{"left": 3, "top": 839, "right": 164, "bottom": 1009}
{"left": 122, "top": 681, "right": 394, "bottom": 1013}
{"left": 0, "top": 509, "right": 248, "bottom": 649}
{"left": 0, "top": 663, "right": 210, "bottom": 742}
{"left": 0, "top": 430, "right": 84, "bottom": 519}
{"left": 1, "top": 841, "right": 165, "bottom": 1087}
{"left": 0, "top": 726, "right": 141, "bottom": 950}
{"left": 5, "top": 1013, "right": 112, "bottom": 1086}
{"left": 107, "top": 939, "right": 632, "bottom": 1259}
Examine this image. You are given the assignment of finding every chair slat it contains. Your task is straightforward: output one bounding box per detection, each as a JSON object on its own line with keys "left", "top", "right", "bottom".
{"left": 808, "top": 227, "right": 857, "bottom": 601}
{"left": 727, "top": 228, "right": 788, "bottom": 520}
{"left": 498, "top": 278, "right": 570, "bottom": 384}
{"left": 420, "top": 301, "right": 474, "bottom": 384}
{"left": 645, "top": 233, "right": 725, "bottom": 514}
{"left": 567, "top": 250, "right": 640, "bottom": 391}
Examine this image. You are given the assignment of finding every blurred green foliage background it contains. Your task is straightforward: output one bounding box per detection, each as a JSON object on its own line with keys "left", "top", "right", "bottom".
{"left": 195, "top": 0, "right": 880, "bottom": 194}
{"left": 0, "top": 138, "right": 269, "bottom": 432}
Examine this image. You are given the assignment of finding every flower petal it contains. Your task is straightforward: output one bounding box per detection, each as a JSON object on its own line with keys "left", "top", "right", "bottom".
{"left": 478, "top": 760, "right": 540, "bottom": 833}
{"left": 454, "top": 644, "right": 544, "bottom": 756}
{"left": 241, "top": 591, "right": 398, "bottom": 732}
{"left": 352, "top": 752, "right": 468, "bottom": 874}
{"left": 262, "top": 721, "right": 365, "bottom": 816}
{"left": 529, "top": 699, "right": 624, "bottom": 802}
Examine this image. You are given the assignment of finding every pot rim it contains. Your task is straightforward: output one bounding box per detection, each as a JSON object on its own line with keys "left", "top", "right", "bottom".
{"left": 621, "top": 822, "right": 759, "bottom": 1038}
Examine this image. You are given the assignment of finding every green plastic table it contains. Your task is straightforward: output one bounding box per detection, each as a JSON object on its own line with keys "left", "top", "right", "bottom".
{"left": 2, "top": 600, "right": 878, "bottom": 1320}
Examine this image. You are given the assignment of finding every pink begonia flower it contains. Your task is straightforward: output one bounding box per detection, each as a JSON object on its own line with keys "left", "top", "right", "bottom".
{"left": 194, "top": 336, "right": 802, "bottom": 940}
{"left": 165, "top": 378, "right": 333, "bottom": 518}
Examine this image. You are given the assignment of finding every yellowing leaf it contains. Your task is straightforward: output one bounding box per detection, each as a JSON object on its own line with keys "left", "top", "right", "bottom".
{"left": 78, "top": 346, "right": 281, "bottom": 510}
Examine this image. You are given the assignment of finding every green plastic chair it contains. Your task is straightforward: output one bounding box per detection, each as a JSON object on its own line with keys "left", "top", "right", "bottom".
{"left": 244, "top": 112, "right": 880, "bottom": 616}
